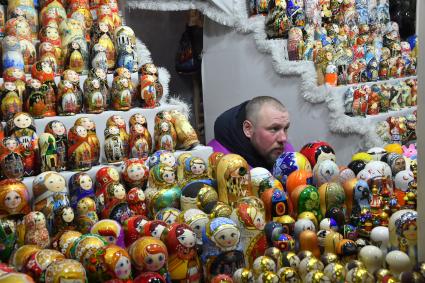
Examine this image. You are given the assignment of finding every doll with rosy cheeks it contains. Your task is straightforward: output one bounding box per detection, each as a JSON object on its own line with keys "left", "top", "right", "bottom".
{"left": 0, "top": 179, "right": 30, "bottom": 216}
{"left": 76, "top": 197, "right": 98, "bottom": 234}
{"left": 53, "top": 205, "right": 76, "bottom": 235}
{"left": 127, "top": 187, "right": 147, "bottom": 216}
{"left": 162, "top": 223, "right": 201, "bottom": 282}
{"left": 121, "top": 158, "right": 149, "bottom": 189}
{"left": 155, "top": 208, "right": 181, "bottom": 226}
{"left": 129, "top": 236, "right": 169, "bottom": 281}
{"left": 69, "top": 172, "right": 95, "bottom": 209}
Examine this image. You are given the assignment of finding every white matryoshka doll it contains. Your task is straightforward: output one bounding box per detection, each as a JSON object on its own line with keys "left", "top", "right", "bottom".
{"left": 201, "top": 217, "right": 244, "bottom": 281}
{"left": 106, "top": 115, "right": 129, "bottom": 157}
{"left": 179, "top": 208, "right": 209, "bottom": 247}
{"left": 32, "top": 171, "right": 69, "bottom": 232}
{"left": 104, "top": 125, "right": 125, "bottom": 164}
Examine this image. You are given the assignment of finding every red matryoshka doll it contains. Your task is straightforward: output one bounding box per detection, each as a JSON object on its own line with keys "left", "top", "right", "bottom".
{"left": 39, "top": 24, "right": 63, "bottom": 71}
{"left": 127, "top": 187, "right": 147, "bottom": 216}
{"left": 261, "top": 188, "right": 293, "bottom": 222}
{"left": 0, "top": 179, "right": 30, "bottom": 216}
{"left": 44, "top": 259, "right": 87, "bottom": 283}
{"left": 0, "top": 81, "right": 22, "bottom": 122}
{"left": 76, "top": 197, "right": 98, "bottom": 234}
{"left": 300, "top": 141, "right": 336, "bottom": 168}
{"left": 217, "top": 154, "right": 253, "bottom": 206}
{"left": 31, "top": 61, "right": 57, "bottom": 117}
{"left": 38, "top": 132, "right": 58, "bottom": 172}
{"left": 0, "top": 137, "right": 25, "bottom": 180}
{"left": 39, "top": 42, "right": 58, "bottom": 74}
{"left": 91, "top": 20, "right": 116, "bottom": 70}
{"left": 318, "top": 182, "right": 346, "bottom": 218}
{"left": 39, "top": 0, "right": 66, "bottom": 25}
{"left": 129, "top": 113, "right": 152, "bottom": 143}
{"left": 67, "top": 125, "right": 92, "bottom": 171}
{"left": 139, "top": 63, "right": 163, "bottom": 108}
{"left": 111, "top": 75, "right": 132, "bottom": 111}
{"left": 45, "top": 120, "right": 67, "bottom": 171}
{"left": 208, "top": 152, "right": 224, "bottom": 180}
{"left": 69, "top": 172, "right": 95, "bottom": 208}
{"left": 104, "top": 125, "right": 125, "bottom": 164}
{"left": 129, "top": 236, "right": 169, "bottom": 280}
{"left": 103, "top": 182, "right": 127, "bottom": 213}
{"left": 129, "top": 123, "right": 151, "bottom": 160}
{"left": 367, "top": 84, "right": 381, "bottom": 115}
{"left": 23, "top": 249, "right": 65, "bottom": 281}
{"left": 91, "top": 219, "right": 125, "bottom": 248}
{"left": 95, "top": 166, "right": 120, "bottom": 211}
{"left": 162, "top": 223, "right": 202, "bottom": 282}
{"left": 85, "top": 244, "right": 132, "bottom": 282}
{"left": 57, "top": 80, "right": 81, "bottom": 115}
{"left": 291, "top": 184, "right": 322, "bottom": 221}
{"left": 122, "top": 215, "right": 149, "bottom": 246}
{"left": 352, "top": 85, "right": 368, "bottom": 116}
{"left": 134, "top": 272, "right": 166, "bottom": 283}
{"left": 141, "top": 220, "right": 168, "bottom": 239}
{"left": 230, "top": 201, "right": 267, "bottom": 266}
{"left": 170, "top": 109, "right": 200, "bottom": 150}
{"left": 67, "top": 0, "right": 93, "bottom": 40}
{"left": 121, "top": 158, "right": 149, "bottom": 189}
{"left": 23, "top": 211, "right": 50, "bottom": 248}
{"left": 105, "top": 0, "right": 121, "bottom": 28}
{"left": 106, "top": 115, "right": 129, "bottom": 156}
{"left": 74, "top": 117, "right": 100, "bottom": 166}
{"left": 3, "top": 67, "right": 26, "bottom": 100}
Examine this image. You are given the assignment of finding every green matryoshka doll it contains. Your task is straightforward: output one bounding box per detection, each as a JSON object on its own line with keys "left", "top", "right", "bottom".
{"left": 291, "top": 184, "right": 322, "bottom": 221}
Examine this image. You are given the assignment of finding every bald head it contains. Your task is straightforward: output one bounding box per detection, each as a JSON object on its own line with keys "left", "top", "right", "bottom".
{"left": 245, "top": 96, "right": 287, "bottom": 125}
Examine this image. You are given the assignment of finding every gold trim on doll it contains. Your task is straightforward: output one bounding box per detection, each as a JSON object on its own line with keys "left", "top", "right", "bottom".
{"left": 44, "top": 259, "right": 87, "bottom": 283}
{"left": 0, "top": 179, "right": 30, "bottom": 215}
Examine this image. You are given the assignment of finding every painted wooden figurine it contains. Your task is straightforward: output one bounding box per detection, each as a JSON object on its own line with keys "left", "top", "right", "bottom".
{"left": 121, "top": 158, "right": 149, "bottom": 189}
{"left": 265, "top": 0, "right": 289, "bottom": 39}
{"left": 91, "top": 21, "right": 116, "bottom": 71}
{"left": 76, "top": 197, "right": 99, "bottom": 234}
{"left": 2, "top": 35, "right": 24, "bottom": 71}
{"left": 31, "top": 60, "right": 57, "bottom": 117}
{"left": 38, "top": 133, "right": 58, "bottom": 172}
{"left": 0, "top": 137, "right": 25, "bottom": 180}
{"left": 84, "top": 67, "right": 109, "bottom": 110}
{"left": 57, "top": 80, "right": 81, "bottom": 115}
{"left": 106, "top": 115, "right": 130, "bottom": 157}
{"left": 83, "top": 77, "right": 105, "bottom": 113}
{"left": 91, "top": 43, "right": 108, "bottom": 71}
{"left": 67, "top": 125, "right": 92, "bottom": 171}
{"left": 45, "top": 121, "right": 68, "bottom": 171}
{"left": 0, "top": 179, "right": 30, "bottom": 216}
{"left": 69, "top": 172, "right": 95, "bottom": 209}
{"left": 24, "top": 211, "right": 50, "bottom": 248}
{"left": 65, "top": 41, "right": 87, "bottom": 74}
{"left": 139, "top": 63, "right": 163, "bottom": 108}
{"left": 1, "top": 82, "right": 22, "bottom": 122}
{"left": 115, "top": 26, "right": 138, "bottom": 72}
{"left": 74, "top": 117, "right": 100, "bottom": 166}
{"left": 104, "top": 125, "right": 125, "bottom": 164}
{"left": 154, "top": 119, "right": 176, "bottom": 152}
{"left": 170, "top": 109, "right": 200, "bottom": 150}
{"left": 111, "top": 75, "right": 132, "bottom": 111}
{"left": 129, "top": 122, "right": 151, "bottom": 160}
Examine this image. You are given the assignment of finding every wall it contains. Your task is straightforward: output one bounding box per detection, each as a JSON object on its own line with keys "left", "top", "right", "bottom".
{"left": 202, "top": 17, "right": 365, "bottom": 165}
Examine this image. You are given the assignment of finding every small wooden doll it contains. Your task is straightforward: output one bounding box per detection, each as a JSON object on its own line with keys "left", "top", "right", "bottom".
{"left": 67, "top": 125, "right": 92, "bottom": 171}
{"left": 83, "top": 78, "right": 105, "bottom": 113}
{"left": 97, "top": 4, "right": 114, "bottom": 32}
{"left": 1, "top": 82, "right": 22, "bottom": 122}
{"left": 69, "top": 172, "right": 95, "bottom": 209}
{"left": 63, "top": 69, "right": 83, "bottom": 99}
{"left": 39, "top": 42, "right": 58, "bottom": 74}
{"left": 74, "top": 117, "right": 100, "bottom": 166}
{"left": 24, "top": 211, "right": 50, "bottom": 248}
{"left": 65, "top": 41, "right": 87, "bottom": 74}
{"left": 111, "top": 75, "right": 132, "bottom": 111}
{"left": 367, "top": 86, "right": 380, "bottom": 115}
{"left": 0, "top": 179, "right": 30, "bottom": 216}
{"left": 91, "top": 21, "right": 116, "bottom": 71}
{"left": 57, "top": 80, "right": 81, "bottom": 115}
{"left": 121, "top": 158, "right": 149, "bottom": 189}
{"left": 38, "top": 133, "right": 58, "bottom": 172}
{"left": 352, "top": 86, "right": 368, "bottom": 116}
{"left": 170, "top": 109, "right": 199, "bottom": 150}
{"left": 117, "top": 44, "right": 138, "bottom": 74}
{"left": 104, "top": 125, "right": 125, "bottom": 164}
{"left": 76, "top": 197, "right": 98, "bottom": 234}
{"left": 379, "top": 47, "right": 391, "bottom": 80}
{"left": 85, "top": 67, "right": 110, "bottom": 108}
{"left": 106, "top": 115, "right": 129, "bottom": 156}
{"left": 154, "top": 119, "right": 177, "bottom": 152}
{"left": 162, "top": 223, "right": 202, "bottom": 282}
{"left": 3, "top": 67, "right": 26, "bottom": 100}
{"left": 129, "top": 123, "right": 151, "bottom": 159}
{"left": 394, "top": 211, "right": 417, "bottom": 265}
{"left": 288, "top": 27, "right": 304, "bottom": 61}
{"left": 53, "top": 205, "right": 76, "bottom": 235}
{"left": 0, "top": 137, "right": 25, "bottom": 180}
{"left": 45, "top": 120, "right": 68, "bottom": 171}
{"left": 127, "top": 187, "right": 147, "bottom": 216}
{"left": 379, "top": 83, "right": 391, "bottom": 112}
{"left": 7, "top": 112, "right": 39, "bottom": 176}
{"left": 31, "top": 61, "right": 57, "bottom": 117}
{"left": 90, "top": 219, "right": 125, "bottom": 248}
{"left": 91, "top": 43, "right": 108, "bottom": 71}
{"left": 39, "top": 25, "right": 63, "bottom": 73}
{"left": 139, "top": 63, "right": 163, "bottom": 108}
{"left": 2, "top": 35, "right": 24, "bottom": 71}
{"left": 389, "top": 85, "right": 401, "bottom": 111}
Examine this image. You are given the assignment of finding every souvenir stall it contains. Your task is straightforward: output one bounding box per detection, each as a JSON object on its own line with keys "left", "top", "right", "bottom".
{"left": 0, "top": 0, "right": 423, "bottom": 283}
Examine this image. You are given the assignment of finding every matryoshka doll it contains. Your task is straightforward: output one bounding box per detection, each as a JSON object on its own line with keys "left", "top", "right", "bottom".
{"left": 45, "top": 121, "right": 67, "bottom": 171}
{"left": 38, "top": 133, "right": 58, "bottom": 172}
{"left": 83, "top": 77, "right": 105, "bottom": 113}
{"left": 69, "top": 172, "right": 95, "bottom": 209}
{"left": 318, "top": 182, "right": 346, "bottom": 218}
{"left": 201, "top": 217, "right": 244, "bottom": 280}
{"left": 123, "top": 215, "right": 149, "bottom": 246}
{"left": 2, "top": 35, "right": 24, "bottom": 71}
{"left": 3, "top": 67, "right": 26, "bottom": 101}
{"left": 76, "top": 197, "right": 98, "bottom": 234}
{"left": 91, "top": 21, "right": 116, "bottom": 71}
{"left": 65, "top": 40, "right": 87, "bottom": 74}
{"left": 74, "top": 117, "right": 100, "bottom": 166}
{"left": 139, "top": 63, "right": 163, "bottom": 108}
{"left": 162, "top": 223, "right": 202, "bottom": 282}
{"left": 216, "top": 154, "right": 252, "bottom": 206}
{"left": 84, "top": 244, "right": 132, "bottom": 282}
{"left": 38, "top": 24, "right": 63, "bottom": 72}
{"left": 95, "top": 166, "right": 120, "bottom": 211}
{"left": 128, "top": 236, "right": 169, "bottom": 280}
{"left": 291, "top": 184, "right": 322, "bottom": 221}
{"left": 180, "top": 156, "right": 208, "bottom": 186}
{"left": 55, "top": 79, "right": 79, "bottom": 115}
{"left": 91, "top": 219, "right": 125, "bottom": 248}
{"left": 208, "top": 152, "right": 224, "bottom": 180}
{"left": 39, "top": 42, "right": 59, "bottom": 75}
{"left": 170, "top": 109, "right": 200, "bottom": 150}
{"left": 62, "top": 69, "right": 83, "bottom": 104}
{"left": 154, "top": 119, "right": 176, "bottom": 152}
{"left": 121, "top": 158, "right": 149, "bottom": 189}
{"left": 127, "top": 187, "right": 147, "bottom": 216}
{"left": 272, "top": 152, "right": 312, "bottom": 188}
{"left": 23, "top": 249, "right": 65, "bottom": 281}
{"left": 149, "top": 186, "right": 181, "bottom": 217}
{"left": 115, "top": 26, "right": 138, "bottom": 71}
{"left": 104, "top": 126, "right": 125, "bottom": 164}
{"left": 0, "top": 137, "right": 25, "bottom": 180}
{"left": 142, "top": 220, "right": 168, "bottom": 239}
{"left": 31, "top": 60, "right": 57, "bottom": 117}
{"left": 97, "top": 3, "right": 114, "bottom": 31}
{"left": 261, "top": 188, "right": 293, "bottom": 222}
{"left": 24, "top": 78, "right": 47, "bottom": 119}
{"left": 7, "top": 112, "right": 38, "bottom": 176}
{"left": 300, "top": 141, "right": 336, "bottom": 168}
{"left": 179, "top": 208, "right": 209, "bottom": 246}
{"left": 106, "top": 115, "right": 130, "bottom": 156}
{"left": 395, "top": 210, "right": 417, "bottom": 265}
{"left": 23, "top": 211, "right": 50, "bottom": 248}
{"left": 91, "top": 43, "right": 108, "bottom": 71}
{"left": 67, "top": 125, "right": 92, "bottom": 171}
{"left": 230, "top": 201, "right": 267, "bottom": 266}
{"left": 288, "top": 27, "right": 304, "bottom": 61}
{"left": 0, "top": 179, "right": 30, "bottom": 216}
{"left": 265, "top": 0, "right": 289, "bottom": 39}
{"left": 111, "top": 75, "right": 132, "bottom": 111}
{"left": 53, "top": 205, "right": 76, "bottom": 235}
{"left": 84, "top": 67, "right": 109, "bottom": 109}
{"left": 0, "top": 82, "right": 22, "bottom": 122}
{"left": 44, "top": 259, "right": 87, "bottom": 283}
{"left": 129, "top": 122, "right": 151, "bottom": 159}
{"left": 155, "top": 207, "right": 181, "bottom": 226}
{"left": 129, "top": 113, "right": 152, "bottom": 147}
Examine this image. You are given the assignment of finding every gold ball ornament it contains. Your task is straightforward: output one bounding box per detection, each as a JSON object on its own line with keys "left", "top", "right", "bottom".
{"left": 305, "top": 270, "right": 331, "bottom": 283}
{"left": 346, "top": 267, "right": 374, "bottom": 283}
{"left": 277, "top": 267, "right": 301, "bottom": 283}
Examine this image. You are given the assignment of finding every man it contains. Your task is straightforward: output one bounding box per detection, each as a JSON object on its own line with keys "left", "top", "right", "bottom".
{"left": 208, "top": 96, "right": 293, "bottom": 170}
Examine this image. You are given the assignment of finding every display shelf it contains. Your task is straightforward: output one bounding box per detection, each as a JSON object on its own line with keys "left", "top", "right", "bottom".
{"left": 22, "top": 144, "right": 213, "bottom": 199}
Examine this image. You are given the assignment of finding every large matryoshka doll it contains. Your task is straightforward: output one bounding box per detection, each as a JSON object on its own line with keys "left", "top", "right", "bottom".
{"left": 45, "top": 120, "right": 68, "bottom": 171}
{"left": 261, "top": 188, "right": 293, "bottom": 221}
{"left": 67, "top": 125, "right": 92, "bottom": 171}
{"left": 318, "top": 182, "right": 346, "bottom": 218}
{"left": 129, "top": 236, "right": 169, "bottom": 281}
{"left": 149, "top": 186, "right": 181, "bottom": 218}
{"left": 291, "top": 184, "right": 322, "bottom": 222}
{"left": 230, "top": 200, "right": 267, "bottom": 267}
{"left": 84, "top": 244, "right": 132, "bottom": 282}
{"left": 32, "top": 171, "right": 69, "bottom": 232}
{"left": 7, "top": 112, "right": 38, "bottom": 176}
{"left": 169, "top": 109, "right": 200, "bottom": 150}
{"left": 216, "top": 154, "right": 253, "bottom": 206}
{"left": 162, "top": 223, "right": 202, "bottom": 282}
{"left": 106, "top": 115, "right": 129, "bottom": 157}
{"left": 0, "top": 179, "right": 30, "bottom": 216}
{"left": 69, "top": 172, "right": 95, "bottom": 209}
{"left": 300, "top": 141, "right": 336, "bottom": 168}
{"left": 74, "top": 117, "right": 100, "bottom": 166}
{"left": 94, "top": 166, "right": 120, "bottom": 214}
{"left": 272, "top": 152, "right": 312, "bottom": 188}
{"left": 201, "top": 217, "right": 244, "bottom": 281}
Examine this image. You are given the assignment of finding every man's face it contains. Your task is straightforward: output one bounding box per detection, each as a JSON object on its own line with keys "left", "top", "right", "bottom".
{"left": 244, "top": 104, "right": 290, "bottom": 166}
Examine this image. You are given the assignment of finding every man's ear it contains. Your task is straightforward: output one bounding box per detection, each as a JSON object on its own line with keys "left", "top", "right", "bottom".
{"left": 243, "top": 120, "right": 253, "bottom": 138}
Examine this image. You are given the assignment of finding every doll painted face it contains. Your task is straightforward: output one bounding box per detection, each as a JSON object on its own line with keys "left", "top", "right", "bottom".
{"left": 213, "top": 226, "right": 240, "bottom": 249}
{"left": 112, "top": 115, "right": 125, "bottom": 127}
{"left": 127, "top": 163, "right": 146, "bottom": 181}
{"left": 4, "top": 138, "right": 18, "bottom": 151}
{"left": 144, "top": 251, "right": 166, "bottom": 271}
{"left": 133, "top": 114, "right": 147, "bottom": 125}
{"left": 92, "top": 79, "right": 100, "bottom": 89}
{"left": 113, "top": 184, "right": 126, "bottom": 200}
{"left": 4, "top": 190, "right": 21, "bottom": 209}
{"left": 177, "top": 228, "right": 196, "bottom": 248}
{"left": 108, "top": 126, "right": 120, "bottom": 135}
{"left": 160, "top": 152, "right": 175, "bottom": 167}
{"left": 46, "top": 27, "right": 59, "bottom": 40}
{"left": 114, "top": 256, "right": 131, "bottom": 279}
{"left": 108, "top": 168, "right": 120, "bottom": 182}
{"left": 79, "top": 118, "right": 95, "bottom": 130}
{"left": 62, "top": 207, "right": 75, "bottom": 223}
{"left": 14, "top": 113, "right": 32, "bottom": 128}
{"left": 190, "top": 159, "right": 206, "bottom": 175}
{"left": 51, "top": 122, "right": 66, "bottom": 136}
{"left": 160, "top": 122, "right": 169, "bottom": 132}
{"left": 75, "top": 126, "right": 87, "bottom": 138}
{"left": 189, "top": 217, "right": 209, "bottom": 243}
{"left": 162, "top": 168, "right": 175, "bottom": 184}
{"left": 133, "top": 123, "right": 145, "bottom": 134}
{"left": 95, "top": 68, "right": 107, "bottom": 80}
{"left": 45, "top": 173, "right": 66, "bottom": 192}
{"left": 79, "top": 175, "right": 93, "bottom": 190}
{"left": 151, "top": 223, "right": 166, "bottom": 238}
{"left": 64, "top": 70, "right": 79, "bottom": 83}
